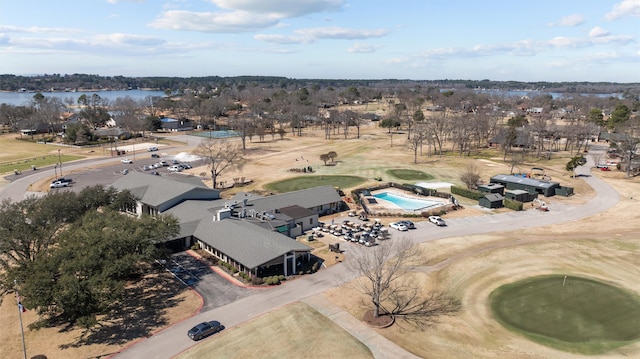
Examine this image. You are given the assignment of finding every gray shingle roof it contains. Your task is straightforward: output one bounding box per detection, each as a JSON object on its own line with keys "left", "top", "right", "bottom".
{"left": 246, "top": 185, "right": 341, "bottom": 212}
{"left": 193, "top": 218, "right": 311, "bottom": 269}
{"left": 111, "top": 172, "right": 220, "bottom": 211}
{"left": 490, "top": 174, "right": 559, "bottom": 188}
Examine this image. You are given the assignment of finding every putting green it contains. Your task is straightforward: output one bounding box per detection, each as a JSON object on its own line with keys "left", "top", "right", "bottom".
{"left": 490, "top": 275, "right": 640, "bottom": 354}
{"left": 265, "top": 175, "right": 366, "bottom": 193}
{"left": 386, "top": 169, "right": 433, "bottom": 181}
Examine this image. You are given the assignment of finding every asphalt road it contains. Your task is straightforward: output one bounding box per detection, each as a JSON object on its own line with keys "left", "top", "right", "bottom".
{"left": 113, "top": 153, "right": 619, "bottom": 359}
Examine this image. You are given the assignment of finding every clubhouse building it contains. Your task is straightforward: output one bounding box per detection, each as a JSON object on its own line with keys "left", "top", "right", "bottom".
{"left": 111, "top": 172, "right": 343, "bottom": 277}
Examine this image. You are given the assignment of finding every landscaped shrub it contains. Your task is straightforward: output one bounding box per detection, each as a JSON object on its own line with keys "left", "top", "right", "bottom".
{"left": 264, "top": 276, "right": 281, "bottom": 285}
{"left": 252, "top": 277, "right": 264, "bottom": 285}
{"left": 451, "top": 185, "right": 484, "bottom": 200}
{"left": 278, "top": 275, "right": 285, "bottom": 281}
{"left": 311, "top": 262, "right": 320, "bottom": 273}
{"left": 190, "top": 242, "right": 200, "bottom": 250}
{"left": 504, "top": 198, "right": 524, "bottom": 211}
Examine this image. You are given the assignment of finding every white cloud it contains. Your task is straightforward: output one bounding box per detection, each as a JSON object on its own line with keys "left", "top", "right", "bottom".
{"left": 294, "top": 27, "right": 388, "bottom": 40}
{"left": 149, "top": 10, "right": 281, "bottom": 33}
{"left": 94, "top": 33, "right": 166, "bottom": 47}
{"left": 150, "top": 0, "right": 344, "bottom": 33}
{"left": 0, "top": 25, "right": 81, "bottom": 34}
{"left": 254, "top": 34, "right": 312, "bottom": 44}
{"left": 209, "top": 0, "right": 343, "bottom": 17}
{"left": 347, "top": 43, "right": 382, "bottom": 53}
{"left": 605, "top": 0, "right": 640, "bottom": 20}
{"left": 589, "top": 26, "right": 610, "bottom": 37}
{"left": 552, "top": 14, "right": 585, "bottom": 27}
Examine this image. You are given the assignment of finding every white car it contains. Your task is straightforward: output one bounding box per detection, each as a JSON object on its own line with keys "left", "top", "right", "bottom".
{"left": 50, "top": 181, "right": 69, "bottom": 188}
{"left": 148, "top": 146, "right": 158, "bottom": 152}
{"left": 429, "top": 216, "right": 446, "bottom": 226}
{"left": 389, "top": 222, "right": 408, "bottom": 231}
{"left": 167, "top": 165, "right": 182, "bottom": 172}
{"left": 121, "top": 158, "right": 133, "bottom": 164}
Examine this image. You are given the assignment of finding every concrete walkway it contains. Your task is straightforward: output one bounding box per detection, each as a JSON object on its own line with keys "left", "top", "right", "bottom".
{"left": 302, "top": 295, "right": 421, "bottom": 359}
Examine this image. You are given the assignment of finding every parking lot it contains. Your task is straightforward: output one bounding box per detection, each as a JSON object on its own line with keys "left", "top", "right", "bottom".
{"left": 48, "top": 152, "right": 205, "bottom": 193}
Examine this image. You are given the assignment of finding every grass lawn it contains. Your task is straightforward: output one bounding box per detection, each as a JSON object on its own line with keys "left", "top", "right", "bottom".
{"left": 265, "top": 175, "right": 366, "bottom": 193}
{"left": 0, "top": 154, "right": 83, "bottom": 174}
{"left": 490, "top": 275, "right": 640, "bottom": 354}
{"left": 0, "top": 134, "right": 87, "bottom": 174}
{"left": 385, "top": 169, "right": 434, "bottom": 181}
{"left": 177, "top": 302, "right": 373, "bottom": 359}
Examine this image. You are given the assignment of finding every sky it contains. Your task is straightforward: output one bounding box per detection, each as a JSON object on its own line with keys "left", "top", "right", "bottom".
{"left": 1, "top": 0, "right": 639, "bottom": 82}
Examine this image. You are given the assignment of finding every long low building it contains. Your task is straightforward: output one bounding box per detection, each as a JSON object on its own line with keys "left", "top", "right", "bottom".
{"left": 490, "top": 174, "right": 563, "bottom": 197}
{"left": 111, "top": 172, "right": 344, "bottom": 277}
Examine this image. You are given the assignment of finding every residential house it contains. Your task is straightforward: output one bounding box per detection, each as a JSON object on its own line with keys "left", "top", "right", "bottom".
{"left": 160, "top": 117, "right": 193, "bottom": 132}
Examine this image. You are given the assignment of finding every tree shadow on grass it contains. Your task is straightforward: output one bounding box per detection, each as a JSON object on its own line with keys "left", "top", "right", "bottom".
{"left": 59, "top": 272, "right": 189, "bottom": 349}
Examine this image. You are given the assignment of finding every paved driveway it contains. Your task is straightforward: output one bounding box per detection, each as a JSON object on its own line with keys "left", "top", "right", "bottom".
{"left": 167, "top": 252, "right": 251, "bottom": 311}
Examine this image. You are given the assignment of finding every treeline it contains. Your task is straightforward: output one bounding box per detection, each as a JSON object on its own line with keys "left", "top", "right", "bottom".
{"left": 1, "top": 74, "right": 638, "bottom": 94}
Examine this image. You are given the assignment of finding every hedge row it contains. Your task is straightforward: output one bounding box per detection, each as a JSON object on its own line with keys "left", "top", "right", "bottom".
{"left": 450, "top": 186, "right": 484, "bottom": 200}
{"left": 503, "top": 198, "right": 524, "bottom": 211}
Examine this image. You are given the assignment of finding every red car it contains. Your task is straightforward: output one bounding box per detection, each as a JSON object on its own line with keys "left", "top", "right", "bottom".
{"left": 600, "top": 167, "right": 611, "bottom": 171}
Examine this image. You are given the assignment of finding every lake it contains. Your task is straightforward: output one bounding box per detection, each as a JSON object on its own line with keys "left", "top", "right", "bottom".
{"left": 0, "top": 89, "right": 166, "bottom": 106}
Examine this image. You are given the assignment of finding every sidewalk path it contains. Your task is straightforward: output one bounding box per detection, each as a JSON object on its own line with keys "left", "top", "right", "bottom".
{"left": 302, "top": 295, "right": 421, "bottom": 359}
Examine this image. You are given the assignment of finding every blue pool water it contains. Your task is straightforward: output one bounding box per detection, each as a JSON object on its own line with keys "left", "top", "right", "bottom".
{"left": 373, "top": 192, "right": 442, "bottom": 211}
{"left": 190, "top": 130, "right": 240, "bottom": 139}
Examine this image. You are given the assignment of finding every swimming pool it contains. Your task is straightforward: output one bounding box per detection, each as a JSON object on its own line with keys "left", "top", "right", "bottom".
{"left": 190, "top": 130, "right": 240, "bottom": 139}
{"left": 373, "top": 192, "right": 443, "bottom": 211}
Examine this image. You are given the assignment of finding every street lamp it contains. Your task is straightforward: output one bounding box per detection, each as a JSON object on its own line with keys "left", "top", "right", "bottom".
{"left": 54, "top": 163, "right": 58, "bottom": 179}
{"left": 14, "top": 280, "right": 27, "bottom": 359}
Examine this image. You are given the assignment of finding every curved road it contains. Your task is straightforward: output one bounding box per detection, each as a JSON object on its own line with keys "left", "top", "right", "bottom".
{"left": 1, "top": 143, "right": 618, "bottom": 359}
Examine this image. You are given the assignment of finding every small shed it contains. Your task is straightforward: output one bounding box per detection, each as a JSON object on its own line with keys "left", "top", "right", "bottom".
{"left": 477, "top": 183, "right": 505, "bottom": 195}
{"left": 479, "top": 193, "right": 504, "bottom": 209}
{"left": 555, "top": 186, "right": 574, "bottom": 197}
{"left": 505, "top": 189, "right": 537, "bottom": 203}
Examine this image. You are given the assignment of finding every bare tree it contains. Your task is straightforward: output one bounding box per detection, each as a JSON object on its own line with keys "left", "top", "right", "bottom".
{"left": 193, "top": 139, "right": 246, "bottom": 189}
{"left": 460, "top": 163, "right": 481, "bottom": 189}
{"left": 405, "top": 127, "right": 425, "bottom": 164}
{"left": 348, "top": 237, "right": 459, "bottom": 326}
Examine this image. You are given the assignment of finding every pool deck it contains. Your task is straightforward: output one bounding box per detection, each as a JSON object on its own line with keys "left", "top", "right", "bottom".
{"left": 366, "top": 187, "right": 449, "bottom": 214}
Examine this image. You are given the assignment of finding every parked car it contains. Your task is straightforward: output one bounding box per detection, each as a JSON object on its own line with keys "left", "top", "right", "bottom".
{"left": 150, "top": 171, "right": 160, "bottom": 176}
{"left": 159, "top": 160, "right": 168, "bottom": 166}
{"left": 143, "top": 165, "right": 152, "bottom": 171}
{"left": 50, "top": 181, "right": 69, "bottom": 188}
{"left": 600, "top": 167, "right": 611, "bottom": 171}
{"left": 151, "top": 153, "right": 160, "bottom": 158}
{"left": 389, "top": 222, "right": 408, "bottom": 231}
{"left": 148, "top": 146, "right": 158, "bottom": 152}
{"left": 187, "top": 321, "right": 224, "bottom": 341}
{"left": 121, "top": 158, "right": 133, "bottom": 164}
{"left": 168, "top": 165, "right": 182, "bottom": 172}
{"left": 428, "top": 216, "right": 446, "bottom": 226}
{"left": 171, "top": 159, "right": 180, "bottom": 164}
{"left": 181, "top": 163, "right": 192, "bottom": 169}
{"left": 51, "top": 177, "right": 72, "bottom": 184}
{"left": 398, "top": 220, "right": 415, "bottom": 229}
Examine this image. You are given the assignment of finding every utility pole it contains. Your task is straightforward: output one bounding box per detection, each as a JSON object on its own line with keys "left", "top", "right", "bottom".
{"left": 14, "top": 280, "right": 27, "bottom": 359}
{"left": 58, "top": 149, "right": 63, "bottom": 177}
